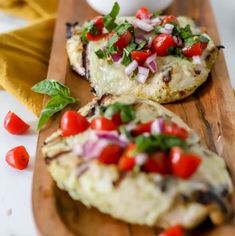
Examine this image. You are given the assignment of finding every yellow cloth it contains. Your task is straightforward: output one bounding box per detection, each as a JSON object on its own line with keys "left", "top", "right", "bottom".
{"left": 0, "top": 0, "right": 58, "bottom": 116}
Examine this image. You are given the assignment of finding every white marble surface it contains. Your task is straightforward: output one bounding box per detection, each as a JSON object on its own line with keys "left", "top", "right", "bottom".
{"left": 0, "top": 1, "right": 234, "bottom": 235}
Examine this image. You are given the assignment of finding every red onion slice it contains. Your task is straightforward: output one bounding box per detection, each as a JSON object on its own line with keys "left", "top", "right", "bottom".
{"left": 111, "top": 53, "right": 122, "bottom": 63}
{"left": 151, "top": 17, "right": 161, "bottom": 26}
{"left": 73, "top": 144, "right": 83, "bottom": 156}
{"left": 133, "top": 19, "right": 154, "bottom": 32}
{"left": 137, "top": 66, "right": 150, "bottom": 84}
{"left": 173, "top": 36, "right": 183, "bottom": 47}
{"left": 164, "top": 23, "right": 174, "bottom": 31}
{"left": 125, "top": 60, "right": 138, "bottom": 76}
{"left": 151, "top": 117, "right": 164, "bottom": 135}
{"left": 192, "top": 56, "right": 202, "bottom": 65}
{"left": 135, "top": 153, "right": 148, "bottom": 166}
{"left": 145, "top": 53, "right": 158, "bottom": 73}
{"left": 147, "top": 36, "right": 154, "bottom": 48}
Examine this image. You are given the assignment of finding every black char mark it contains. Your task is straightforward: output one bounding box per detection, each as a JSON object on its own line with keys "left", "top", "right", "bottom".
{"left": 216, "top": 45, "right": 225, "bottom": 50}
{"left": 66, "top": 22, "right": 79, "bottom": 39}
{"left": 161, "top": 66, "right": 173, "bottom": 83}
{"left": 45, "top": 150, "right": 71, "bottom": 165}
{"left": 82, "top": 43, "right": 89, "bottom": 79}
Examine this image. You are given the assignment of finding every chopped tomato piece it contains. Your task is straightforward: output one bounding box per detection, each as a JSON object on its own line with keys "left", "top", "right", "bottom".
{"left": 162, "top": 122, "right": 188, "bottom": 140}
{"left": 4, "top": 111, "right": 30, "bottom": 135}
{"left": 131, "top": 50, "right": 152, "bottom": 65}
{"left": 86, "top": 32, "right": 108, "bottom": 41}
{"left": 159, "top": 225, "right": 184, "bottom": 236}
{"left": 98, "top": 144, "right": 123, "bottom": 165}
{"left": 115, "top": 30, "right": 132, "bottom": 51}
{"left": 61, "top": 111, "right": 90, "bottom": 137}
{"left": 142, "top": 151, "right": 168, "bottom": 174}
{"left": 168, "top": 147, "right": 201, "bottom": 179}
{"left": 131, "top": 121, "right": 153, "bottom": 136}
{"left": 5, "top": 146, "right": 29, "bottom": 170}
{"left": 118, "top": 144, "right": 136, "bottom": 171}
{"left": 111, "top": 112, "right": 122, "bottom": 126}
{"left": 161, "top": 15, "right": 178, "bottom": 25}
{"left": 153, "top": 34, "right": 175, "bottom": 56}
{"left": 91, "top": 117, "right": 117, "bottom": 131}
{"left": 182, "top": 42, "right": 203, "bottom": 57}
{"left": 93, "top": 16, "right": 104, "bottom": 33}
{"left": 135, "top": 7, "right": 152, "bottom": 20}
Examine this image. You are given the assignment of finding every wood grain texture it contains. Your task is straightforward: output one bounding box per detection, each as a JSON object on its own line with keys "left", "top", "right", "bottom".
{"left": 32, "top": 0, "right": 235, "bottom": 235}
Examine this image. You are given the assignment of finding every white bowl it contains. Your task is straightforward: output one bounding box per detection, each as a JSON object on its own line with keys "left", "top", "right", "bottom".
{"left": 86, "top": 0, "right": 173, "bottom": 16}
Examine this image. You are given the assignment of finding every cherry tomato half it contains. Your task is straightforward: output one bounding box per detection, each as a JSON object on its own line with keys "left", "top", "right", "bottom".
{"left": 162, "top": 122, "right": 188, "bottom": 140}
{"left": 115, "top": 30, "right": 132, "bottom": 51}
{"left": 93, "top": 16, "right": 104, "bottom": 34}
{"left": 142, "top": 151, "right": 168, "bottom": 174}
{"left": 131, "top": 121, "right": 153, "bottom": 136}
{"left": 5, "top": 146, "right": 29, "bottom": 170}
{"left": 86, "top": 32, "right": 108, "bottom": 41}
{"left": 111, "top": 112, "right": 122, "bottom": 126}
{"left": 91, "top": 117, "right": 117, "bottom": 131}
{"left": 168, "top": 147, "right": 201, "bottom": 179}
{"left": 182, "top": 42, "right": 203, "bottom": 57}
{"left": 153, "top": 34, "right": 175, "bottom": 57}
{"left": 98, "top": 144, "right": 123, "bottom": 165}
{"left": 131, "top": 50, "right": 153, "bottom": 65}
{"left": 161, "top": 15, "right": 178, "bottom": 25}
{"left": 159, "top": 225, "right": 184, "bottom": 236}
{"left": 4, "top": 111, "right": 30, "bottom": 135}
{"left": 118, "top": 144, "right": 136, "bottom": 171}
{"left": 135, "top": 7, "right": 152, "bottom": 20}
{"left": 61, "top": 111, "right": 90, "bottom": 137}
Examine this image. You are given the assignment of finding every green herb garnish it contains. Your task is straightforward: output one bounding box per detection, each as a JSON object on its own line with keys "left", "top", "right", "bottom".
{"left": 32, "top": 80, "right": 77, "bottom": 130}
{"left": 121, "top": 42, "right": 136, "bottom": 66}
{"left": 103, "top": 2, "right": 120, "bottom": 32}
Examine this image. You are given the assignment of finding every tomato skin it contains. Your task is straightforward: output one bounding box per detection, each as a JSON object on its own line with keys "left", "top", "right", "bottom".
{"left": 135, "top": 7, "right": 152, "bottom": 19}
{"left": 131, "top": 121, "right": 153, "bottom": 136}
{"left": 115, "top": 30, "right": 132, "bottom": 51}
{"left": 169, "top": 147, "right": 201, "bottom": 179}
{"left": 98, "top": 144, "right": 123, "bottom": 165}
{"left": 159, "top": 225, "right": 184, "bottom": 236}
{"left": 153, "top": 34, "right": 175, "bottom": 56}
{"left": 91, "top": 117, "right": 117, "bottom": 131}
{"left": 161, "top": 15, "right": 178, "bottom": 25}
{"left": 86, "top": 32, "right": 108, "bottom": 41}
{"left": 111, "top": 112, "right": 122, "bottom": 126}
{"left": 162, "top": 122, "right": 188, "bottom": 140}
{"left": 93, "top": 16, "right": 104, "bottom": 33}
{"left": 61, "top": 111, "right": 90, "bottom": 137}
{"left": 131, "top": 50, "right": 152, "bottom": 65}
{"left": 5, "top": 146, "right": 29, "bottom": 170}
{"left": 182, "top": 42, "right": 203, "bottom": 57}
{"left": 142, "top": 151, "right": 168, "bottom": 174}
{"left": 118, "top": 144, "right": 136, "bottom": 171}
{"left": 4, "top": 111, "right": 30, "bottom": 135}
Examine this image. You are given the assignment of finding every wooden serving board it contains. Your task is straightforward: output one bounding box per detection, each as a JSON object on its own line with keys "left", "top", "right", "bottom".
{"left": 32, "top": 0, "right": 235, "bottom": 235}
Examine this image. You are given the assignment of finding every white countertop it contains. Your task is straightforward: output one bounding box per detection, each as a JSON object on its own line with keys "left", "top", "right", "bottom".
{"left": 0, "top": 0, "right": 234, "bottom": 235}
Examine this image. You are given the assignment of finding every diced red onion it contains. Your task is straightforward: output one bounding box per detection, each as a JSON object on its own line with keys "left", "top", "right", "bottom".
{"left": 173, "top": 36, "right": 183, "bottom": 47}
{"left": 145, "top": 53, "right": 158, "bottom": 73}
{"left": 133, "top": 19, "right": 154, "bottom": 32}
{"left": 147, "top": 36, "right": 153, "bottom": 48}
{"left": 111, "top": 53, "right": 122, "bottom": 63}
{"left": 192, "top": 56, "right": 202, "bottom": 65}
{"left": 135, "top": 153, "right": 148, "bottom": 166}
{"left": 164, "top": 23, "right": 174, "bottom": 31}
{"left": 125, "top": 60, "right": 138, "bottom": 76}
{"left": 125, "top": 122, "right": 137, "bottom": 131}
{"left": 159, "top": 27, "right": 172, "bottom": 35}
{"left": 151, "top": 117, "right": 164, "bottom": 135}
{"left": 137, "top": 66, "right": 150, "bottom": 84}
{"left": 73, "top": 144, "right": 83, "bottom": 156}
{"left": 142, "top": 18, "right": 152, "bottom": 24}
{"left": 151, "top": 17, "right": 162, "bottom": 26}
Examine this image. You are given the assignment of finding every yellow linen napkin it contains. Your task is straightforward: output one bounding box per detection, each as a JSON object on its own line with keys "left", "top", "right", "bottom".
{"left": 0, "top": 0, "right": 58, "bottom": 116}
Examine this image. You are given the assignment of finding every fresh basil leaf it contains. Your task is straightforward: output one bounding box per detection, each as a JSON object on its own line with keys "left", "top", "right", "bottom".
{"left": 172, "top": 24, "right": 181, "bottom": 36}
{"left": 95, "top": 49, "right": 106, "bottom": 58}
{"left": 32, "top": 80, "right": 70, "bottom": 97}
{"left": 108, "top": 34, "right": 119, "bottom": 47}
{"left": 136, "top": 41, "right": 146, "bottom": 50}
{"left": 184, "top": 36, "right": 198, "bottom": 47}
{"left": 120, "top": 105, "right": 136, "bottom": 123}
{"left": 37, "top": 95, "right": 76, "bottom": 130}
{"left": 119, "top": 125, "right": 133, "bottom": 140}
{"left": 152, "top": 10, "right": 162, "bottom": 18}
{"left": 180, "top": 24, "right": 193, "bottom": 40}
{"left": 135, "top": 134, "right": 187, "bottom": 153}
{"left": 121, "top": 42, "right": 136, "bottom": 66}
{"left": 168, "top": 46, "right": 182, "bottom": 57}
{"left": 199, "top": 35, "right": 209, "bottom": 43}
{"left": 114, "top": 22, "right": 133, "bottom": 36}
{"left": 104, "top": 103, "right": 120, "bottom": 119}
{"left": 80, "top": 21, "right": 98, "bottom": 44}
{"left": 155, "top": 25, "right": 163, "bottom": 34}
{"left": 103, "top": 2, "right": 120, "bottom": 32}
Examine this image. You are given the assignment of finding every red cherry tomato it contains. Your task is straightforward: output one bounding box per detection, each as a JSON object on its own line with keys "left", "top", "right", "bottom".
{"left": 115, "top": 30, "right": 132, "bottom": 51}
{"left": 91, "top": 117, "right": 117, "bottom": 131}
{"left": 159, "top": 225, "right": 184, "bottom": 236}
{"left": 93, "top": 16, "right": 104, "bottom": 34}
{"left": 61, "top": 111, "right": 90, "bottom": 137}
{"left": 131, "top": 121, "right": 153, "bottom": 136}
{"left": 111, "top": 112, "right": 122, "bottom": 126}
{"left": 135, "top": 7, "right": 152, "bottom": 19}
{"left": 182, "top": 42, "right": 203, "bottom": 57}
{"left": 5, "top": 146, "right": 29, "bottom": 170}
{"left": 118, "top": 144, "right": 136, "bottom": 171}
{"left": 161, "top": 15, "right": 178, "bottom": 25}
{"left": 131, "top": 50, "right": 152, "bottom": 65}
{"left": 168, "top": 147, "right": 201, "bottom": 179}
{"left": 98, "top": 144, "right": 123, "bottom": 165}
{"left": 142, "top": 151, "right": 168, "bottom": 174}
{"left": 4, "top": 111, "right": 30, "bottom": 135}
{"left": 153, "top": 34, "right": 175, "bottom": 56}
{"left": 86, "top": 32, "right": 108, "bottom": 41}
{"left": 162, "top": 122, "right": 188, "bottom": 140}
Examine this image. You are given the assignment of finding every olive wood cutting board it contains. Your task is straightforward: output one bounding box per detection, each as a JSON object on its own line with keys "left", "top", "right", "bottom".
{"left": 32, "top": 0, "right": 235, "bottom": 235}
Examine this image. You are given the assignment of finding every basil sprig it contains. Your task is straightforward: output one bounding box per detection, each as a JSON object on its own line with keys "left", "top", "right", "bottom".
{"left": 32, "top": 80, "right": 77, "bottom": 130}
{"left": 103, "top": 2, "right": 120, "bottom": 32}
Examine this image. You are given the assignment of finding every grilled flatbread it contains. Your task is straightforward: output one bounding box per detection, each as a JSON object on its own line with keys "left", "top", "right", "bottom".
{"left": 42, "top": 95, "right": 233, "bottom": 229}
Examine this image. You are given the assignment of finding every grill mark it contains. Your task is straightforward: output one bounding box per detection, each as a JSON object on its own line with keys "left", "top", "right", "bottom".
{"left": 82, "top": 44, "right": 88, "bottom": 79}
{"left": 216, "top": 45, "right": 225, "bottom": 50}
{"left": 65, "top": 22, "right": 79, "bottom": 39}
{"left": 112, "top": 172, "right": 127, "bottom": 187}
{"left": 45, "top": 150, "right": 71, "bottom": 165}
{"left": 195, "top": 95, "right": 217, "bottom": 152}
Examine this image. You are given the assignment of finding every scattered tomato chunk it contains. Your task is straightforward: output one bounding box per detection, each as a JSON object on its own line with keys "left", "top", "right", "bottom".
{"left": 182, "top": 42, "right": 203, "bottom": 57}
{"left": 135, "top": 7, "right": 152, "bottom": 20}
{"left": 131, "top": 121, "right": 153, "bottom": 136}
{"left": 91, "top": 117, "right": 117, "bottom": 131}
{"left": 98, "top": 144, "right": 123, "bottom": 164}
{"left": 115, "top": 30, "right": 132, "bottom": 51}
{"left": 153, "top": 34, "right": 175, "bottom": 56}
{"left": 118, "top": 144, "right": 136, "bottom": 171}
{"left": 159, "top": 225, "right": 184, "bottom": 236}
{"left": 4, "top": 111, "right": 30, "bottom": 135}
{"left": 162, "top": 122, "right": 188, "bottom": 140}
{"left": 5, "top": 146, "right": 29, "bottom": 170}
{"left": 131, "top": 50, "right": 152, "bottom": 65}
{"left": 161, "top": 15, "right": 178, "bottom": 25}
